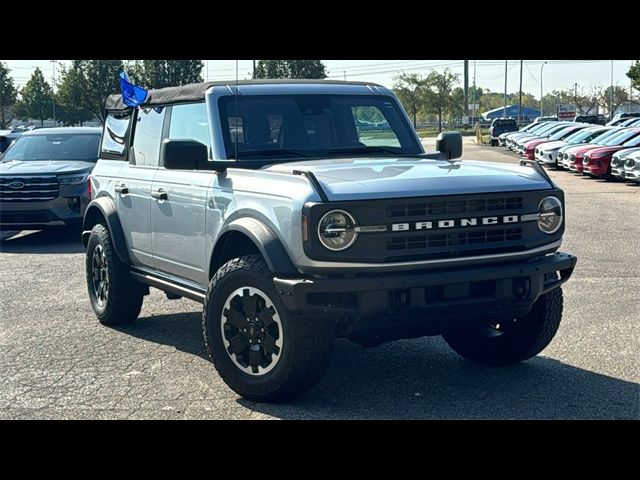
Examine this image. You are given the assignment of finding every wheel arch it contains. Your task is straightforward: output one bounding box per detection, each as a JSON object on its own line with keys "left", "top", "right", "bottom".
{"left": 82, "top": 196, "right": 131, "bottom": 265}
{"left": 209, "top": 218, "right": 298, "bottom": 278}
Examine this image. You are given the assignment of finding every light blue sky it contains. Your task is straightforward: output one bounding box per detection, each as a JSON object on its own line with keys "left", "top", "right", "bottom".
{"left": 4, "top": 60, "right": 636, "bottom": 99}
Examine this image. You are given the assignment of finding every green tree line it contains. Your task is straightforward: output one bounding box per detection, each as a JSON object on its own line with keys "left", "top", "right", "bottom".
{"left": 1, "top": 60, "right": 638, "bottom": 129}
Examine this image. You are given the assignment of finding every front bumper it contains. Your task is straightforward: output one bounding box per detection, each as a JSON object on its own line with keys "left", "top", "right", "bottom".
{"left": 625, "top": 169, "right": 640, "bottom": 181}
{"left": 274, "top": 252, "right": 577, "bottom": 335}
{"left": 0, "top": 199, "right": 87, "bottom": 230}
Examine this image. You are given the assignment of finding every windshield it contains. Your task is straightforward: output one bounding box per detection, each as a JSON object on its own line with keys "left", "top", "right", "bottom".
{"left": 493, "top": 119, "right": 516, "bottom": 126}
{"left": 604, "top": 130, "right": 640, "bottom": 146}
{"left": 531, "top": 123, "right": 567, "bottom": 137}
{"left": 548, "top": 126, "right": 582, "bottom": 141}
{"left": 218, "top": 94, "right": 422, "bottom": 160}
{"left": 592, "top": 129, "right": 620, "bottom": 144}
{"left": 1, "top": 133, "right": 101, "bottom": 162}
{"left": 623, "top": 135, "right": 640, "bottom": 147}
{"left": 564, "top": 129, "right": 598, "bottom": 143}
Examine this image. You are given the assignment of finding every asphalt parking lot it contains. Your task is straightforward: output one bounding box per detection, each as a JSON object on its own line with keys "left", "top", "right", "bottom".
{"left": 1, "top": 137, "right": 638, "bottom": 419}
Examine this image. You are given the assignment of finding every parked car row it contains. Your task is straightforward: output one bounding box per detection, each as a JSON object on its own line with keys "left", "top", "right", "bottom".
{"left": 497, "top": 119, "right": 640, "bottom": 184}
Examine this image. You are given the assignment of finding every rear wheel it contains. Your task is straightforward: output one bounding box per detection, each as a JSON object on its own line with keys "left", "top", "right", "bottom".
{"left": 443, "top": 288, "right": 563, "bottom": 366}
{"left": 202, "top": 255, "right": 334, "bottom": 402}
{"left": 86, "top": 224, "right": 145, "bottom": 325}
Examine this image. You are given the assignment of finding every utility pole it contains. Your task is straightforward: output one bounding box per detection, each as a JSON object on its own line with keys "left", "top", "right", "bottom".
{"left": 472, "top": 60, "right": 477, "bottom": 122}
{"left": 574, "top": 82, "right": 578, "bottom": 113}
{"left": 610, "top": 60, "right": 614, "bottom": 119}
{"left": 540, "top": 61, "right": 548, "bottom": 117}
{"left": 518, "top": 60, "right": 523, "bottom": 125}
{"left": 503, "top": 60, "right": 508, "bottom": 118}
{"left": 463, "top": 60, "right": 469, "bottom": 117}
{"left": 252, "top": 60, "right": 256, "bottom": 79}
{"left": 50, "top": 59, "right": 57, "bottom": 126}
{"left": 343, "top": 71, "right": 346, "bottom": 81}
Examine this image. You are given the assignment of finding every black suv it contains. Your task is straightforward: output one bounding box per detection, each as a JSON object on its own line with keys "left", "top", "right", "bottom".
{"left": 573, "top": 114, "right": 606, "bottom": 125}
{"left": 489, "top": 118, "right": 518, "bottom": 146}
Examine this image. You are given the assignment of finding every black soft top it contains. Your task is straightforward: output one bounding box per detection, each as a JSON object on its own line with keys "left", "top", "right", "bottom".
{"left": 104, "top": 79, "right": 381, "bottom": 112}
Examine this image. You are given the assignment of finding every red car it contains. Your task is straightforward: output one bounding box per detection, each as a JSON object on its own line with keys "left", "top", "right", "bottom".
{"left": 521, "top": 124, "right": 587, "bottom": 160}
{"left": 583, "top": 131, "right": 640, "bottom": 178}
{"left": 568, "top": 128, "right": 640, "bottom": 173}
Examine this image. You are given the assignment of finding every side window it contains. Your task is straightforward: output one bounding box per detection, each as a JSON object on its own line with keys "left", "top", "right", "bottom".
{"left": 101, "top": 112, "right": 132, "bottom": 158}
{"left": 168, "top": 103, "right": 212, "bottom": 156}
{"left": 130, "top": 107, "right": 165, "bottom": 166}
{"left": 351, "top": 106, "right": 400, "bottom": 147}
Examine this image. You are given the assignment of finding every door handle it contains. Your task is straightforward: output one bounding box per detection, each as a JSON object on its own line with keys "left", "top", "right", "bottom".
{"left": 114, "top": 184, "right": 129, "bottom": 194}
{"left": 151, "top": 188, "right": 168, "bottom": 200}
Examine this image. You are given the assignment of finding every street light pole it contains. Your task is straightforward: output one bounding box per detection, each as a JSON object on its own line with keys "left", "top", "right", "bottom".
{"left": 539, "top": 61, "right": 547, "bottom": 117}
{"left": 50, "top": 60, "right": 57, "bottom": 126}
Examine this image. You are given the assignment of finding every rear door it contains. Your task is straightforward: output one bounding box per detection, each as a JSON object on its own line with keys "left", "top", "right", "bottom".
{"left": 117, "top": 106, "right": 166, "bottom": 269}
{"left": 150, "top": 102, "right": 216, "bottom": 285}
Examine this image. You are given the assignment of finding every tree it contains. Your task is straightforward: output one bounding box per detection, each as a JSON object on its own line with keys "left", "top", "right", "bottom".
{"left": 16, "top": 68, "right": 53, "bottom": 126}
{"left": 393, "top": 73, "right": 427, "bottom": 128}
{"left": 127, "top": 60, "right": 203, "bottom": 89}
{"left": 574, "top": 86, "right": 601, "bottom": 115}
{"left": 0, "top": 61, "right": 18, "bottom": 128}
{"left": 55, "top": 63, "right": 93, "bottom": 126}
{"left": 425, "top": 69, "right": 460, "bottom": 132}
{"left": 627, "top": 61, "right": 640, "bottom": 92}
{"left": 253, "top": 60, "right": 327, "bottom": 79}
{"left": 75, "top": 60, "right": 124, "bottom": 124}
{"left": 599, "top": 85, "right": 629, "bottom": 118}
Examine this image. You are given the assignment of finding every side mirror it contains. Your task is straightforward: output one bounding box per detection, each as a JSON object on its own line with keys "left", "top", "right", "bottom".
{"left": 162, "top": 139, "right": 208, "bottom": 170}
{"left": 436, "top": 131, "right": 463, "bottom": 159}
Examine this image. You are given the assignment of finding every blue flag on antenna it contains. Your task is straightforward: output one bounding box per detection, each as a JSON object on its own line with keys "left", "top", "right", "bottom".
{"left": 119, "top": 71, "right": 148, "bottom": 107}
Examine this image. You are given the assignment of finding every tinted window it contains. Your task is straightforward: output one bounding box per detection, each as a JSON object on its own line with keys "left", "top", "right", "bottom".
{"left": 131, "top": 107, "right": 165, "bottom": 166}
{"left": 1, "top": 134, "right": 101, "bottom": 162}
{"left": 168, "top": 103, "right": 211, "bottom": 155}
{"left": 101, "top": 112, "right": 131, "bottom": 157}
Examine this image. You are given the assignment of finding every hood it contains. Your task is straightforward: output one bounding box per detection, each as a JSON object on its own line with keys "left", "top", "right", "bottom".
{"left": 568, "top": 145, "right": 602, "bottom": 156}
{"left": 0, "top": 160, "right": 95, "bottom": 176}
{"left": 523, "top": 138, "right": 549, "bottom": 149}
{"left": 613, "top": 147, "right": 640, "bottom": 160}
{"left": 537, "top": 140, "right": 565, "bottom": 152}
{"left": 264, "top": 157, "right": 551, "bottom": 201}
{"left": 585, "top": 146, "right": 622, "bottom": 157}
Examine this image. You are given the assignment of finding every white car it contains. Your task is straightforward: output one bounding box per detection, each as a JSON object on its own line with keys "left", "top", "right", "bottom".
{"left": 623, "top": 150, "right": 640, "bottom": 183}
{"left": 611, "top": 147, "right": 640, "bottom": 180}
{"left": 536, "top": 126, "right": 614, "bottom": 168}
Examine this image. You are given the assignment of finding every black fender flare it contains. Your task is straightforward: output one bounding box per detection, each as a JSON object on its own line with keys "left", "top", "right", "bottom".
{"left": 82, "top": 196, "right": 131, "bottom": 265}
{"left": 214, "top": 217, "right": 298, "bottom": 276}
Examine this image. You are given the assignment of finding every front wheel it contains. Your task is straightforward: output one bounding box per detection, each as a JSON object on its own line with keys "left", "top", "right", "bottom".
{"left": 443, "top": 288, "right": 563, "bottom": 366}
{"left": 202, "top": 255, "right": 334, "bottom": 402}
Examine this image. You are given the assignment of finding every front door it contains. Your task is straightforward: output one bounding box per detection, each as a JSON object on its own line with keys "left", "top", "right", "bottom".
{"left": 117, "top": 106, "right": 166, "bottom": 269}
{"left": 150, "top": 102, "right": 215, "bottom": 285}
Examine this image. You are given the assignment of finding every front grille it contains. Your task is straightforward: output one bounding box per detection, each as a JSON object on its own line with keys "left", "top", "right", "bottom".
{"left": 387, "top": 228, "right": 523, "bottom": 251}
{"left": 0, "top": 176, "right": 60, "bottom": 202}
{"left": 386, "top": 196, "right": 523, "bottom": 218}
{"left": 304, "top": 190, "right": 562, "bottom": 264}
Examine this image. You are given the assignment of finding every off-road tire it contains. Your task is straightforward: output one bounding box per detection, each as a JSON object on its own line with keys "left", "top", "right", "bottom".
{"left": 443, "top": 287, "right": 563, "bottom": 366}
{"left": 86, "top": 223, "right": 144, "bottom": 325}
{"left": 202, "top": 254, "right": 334, "bottom": 402}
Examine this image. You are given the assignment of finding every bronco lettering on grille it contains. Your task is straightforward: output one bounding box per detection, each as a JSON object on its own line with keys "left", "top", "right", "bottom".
{"left": 391, "top": 215, "right": 520, "bottom": 232}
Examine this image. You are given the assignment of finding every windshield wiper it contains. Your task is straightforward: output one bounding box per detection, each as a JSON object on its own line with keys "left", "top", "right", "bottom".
{"left": 232, "top": 148, "right": 311, "bottom": 159}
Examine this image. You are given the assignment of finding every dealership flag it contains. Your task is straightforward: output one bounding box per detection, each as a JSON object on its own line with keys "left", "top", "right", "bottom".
{"left": 119, "top": 71, "right": 148, "bottom": 107}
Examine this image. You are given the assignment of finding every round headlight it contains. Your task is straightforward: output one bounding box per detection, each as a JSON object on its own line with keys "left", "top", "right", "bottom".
{"left": 317, "top": 210, "right": 358, "bottom": 251}
{"left": 537, "top": 196, "right": 563, "bottom": 234}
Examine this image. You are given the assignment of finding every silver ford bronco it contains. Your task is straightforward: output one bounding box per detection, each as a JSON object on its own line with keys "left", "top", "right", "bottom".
{"left": 83, "top": 80, "right": 576, "bottom": 402}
